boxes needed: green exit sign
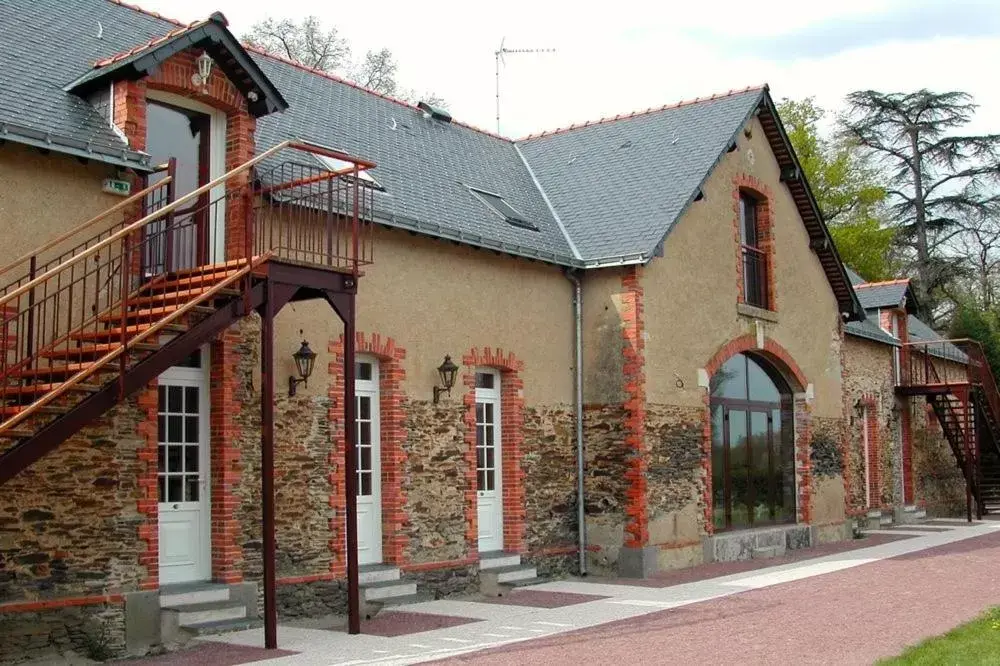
[102,178,131,197]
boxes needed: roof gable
[854,279,918,311]
[66,12,287,118]
[517,88,764,265]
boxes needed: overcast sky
[135,0,1000,139]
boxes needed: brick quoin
[620,266,648,548]
[702,334,812,530]
[732,174,777,312]
[462,347,527,555]
[329,332,409,571]
[117,43,259,586]
[860,394,881,508]
[135,384,160,589]
[210,330,243,582]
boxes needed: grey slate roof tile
[855,281,909,310]
[845,315,900,347]
[516,90,764,263]
[0,0,172,167]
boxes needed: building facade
[0,0,973,661]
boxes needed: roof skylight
[469,187,538,231]
[315,154,383,190]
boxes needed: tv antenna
[495,38,555,135]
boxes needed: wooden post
[343,292,361,634]
[261,279,278,648]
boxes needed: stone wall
[911,401,967,516]
[841,336,899,512]
[0,602,125,664]
[0,398,149,602]
[402,400,468,563]
[522,405,576,553]
[645,405,706,544]
[582,405,628,571]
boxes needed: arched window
[710,352,795,530]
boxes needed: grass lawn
[879,607,1000,665]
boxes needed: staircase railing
[898,339,971,388]
[0,139,376,435]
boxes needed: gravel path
[434,531,1000,665]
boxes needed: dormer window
[469,187,538,231]
[739,190,769,309]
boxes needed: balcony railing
[0,140,376,426]
[742,245,768,309]
[898,339,971,388]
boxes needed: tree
[950,302,1000,381]
[243,17,349,73]
[777,97,894,281]
[243,16,444,106]
[840,90,1000,322]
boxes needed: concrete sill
[737,302,779,323]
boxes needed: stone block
[618,545,659,578]
[125,590,160,656]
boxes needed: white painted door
[158,348,211,585]
[475,370,503,552]
[355,358,383,565]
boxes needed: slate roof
[0,0,172,169]
[517,89,763,263]
[251,57,579,264]
[845,315,900,347]
[0,0,865,318]
[855,279,912,310]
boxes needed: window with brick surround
[739,191,769,309]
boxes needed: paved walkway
[143,519,1000,665]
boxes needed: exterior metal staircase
[0,139,375,485]
[898,339,1000,518]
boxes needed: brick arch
[461,347,526,555]
[701,334,812,533]
[704,334,808,393]
[733,174,777,311]
[329,332,408,569]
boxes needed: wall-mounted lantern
[288,339,316,396]
[192,51,214,88]
[432,355,459,403]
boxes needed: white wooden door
[355,358,382,565]
[158,348,211,584]
[475,370,503,552]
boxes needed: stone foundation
[0,603,125,664]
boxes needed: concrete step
[358,564,401,586]
[879,514,894,526]
[479,551,521,570]
[163,600,247,627]
[360,579,417,602]
[181,617,263,637]
[480,565,538,597]
[159,582,230,608]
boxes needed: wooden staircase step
[166,259,249,279]
[40,342,160,360]
[11,362,117,380]
[72,322,187,342]
[0,404,70,418]
[140,271,240,294]
[98,304,215,324]
[128,287,240,308]
[0,382,102,397]
[0,427,36,439]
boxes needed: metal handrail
[0,139,377,436]
[0,177,172,281]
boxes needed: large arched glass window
[710,352,795,530]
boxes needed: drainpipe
[565,268,587,575]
